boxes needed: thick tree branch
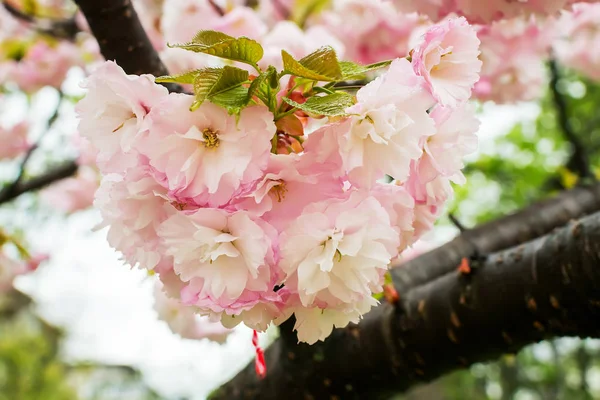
[394,182,600,295]
[73,0,182,93]
[213,212,600,399]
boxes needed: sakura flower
[280,192,399,316]
[210,7,268,40]
[9,41,81,93]
[259,21,345,69]
[323,0,424,64]
[286,295,376,345]
[371,183,416,251]
[142,95,275,207]
[161,0,222,43]
[158,208,281,330]
[405,103,479,205]
[474,18,552,103]
[411,17,482,108]
[77,61,169,173]
[154,281,232,343]
[41,166,99,213]
[342,58,436,187]
[554,3,600,81]
[0,121,30,160]
[94,167,174,270]
[230,154,345,232]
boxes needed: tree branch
[2,1,80,40]
[0,161,78,204]
[213,211,600,399]
[73,0,182,93]
[548,59,593,179]
[394,182,600,295]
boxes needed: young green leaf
[155,69,203,85]
[210,85,250,114]
[191,66,249,111]
[282,92,355,116]
[339,60,393,80]
[281,46,342,81]
[169,30,264,69]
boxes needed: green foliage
[168,30,264,70]
[282,92,355,116]
[339,60,393,80]
[281,46,342,81]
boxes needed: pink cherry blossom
[94,166,175,271]
[41,166,99,213]
[211,7,268,40]
[323,0,424,64]
[161,0,222,43]
[342,58,436,187]
[405,103,478,205]
[285,295,376,345]
[259,21,345,70]
[157,208,282,330]
[474,17,552,103]
[230,154,345,232]
[141,94,275,207]
[280,192,399,320]
[412,17,482,107]
[0,121,30,160]
[9,41,81,93]
[554,3,600,81]
[77,61,169,173]
[154,281,232,342]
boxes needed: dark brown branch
[213,212,600,399]
[0,161,78,204]
[549,59,593,179]
[393,182,600,295]
[73,0,182,92]
[2,1,80,40]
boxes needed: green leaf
[282,92,355,116]
[169,30,264,69]
[155,69,203,85]
[339,60,393,80]
[191,66,249,111]
[281,46,342,81]
[210,85,250,114]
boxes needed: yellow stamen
[203,128,220,149]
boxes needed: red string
[252,330,267,379]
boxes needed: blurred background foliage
[0,289,162,399]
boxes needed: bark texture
[212,210,600,400]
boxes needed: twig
[448,213,467,232]
[2,1,80,40]
[0,161,78,205]
[7,91,63,193]
[208,0,225,16]
[548,59,594,179]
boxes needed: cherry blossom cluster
[393,0,595,23]
[80,15,480,344]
